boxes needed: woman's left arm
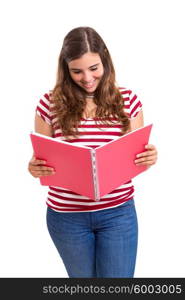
[130,110,158,169]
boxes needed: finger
[145,144,156,150]
[136,150,157,158]
[30,166,55,171]
[31,170,55,177]
[136,159,156,166]
[135,160,156,166]
[30,159,47,166]
[135,155,157,164]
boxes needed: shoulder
[35,89,54,125]
[118,86,131,96]
[118,86,131,106]
[118,86,136,100]
[118,86,143,119]
[42,89,53,102]
[37,89,54,109]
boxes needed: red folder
[30,124,153,201]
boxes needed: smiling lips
[82,80,96,89]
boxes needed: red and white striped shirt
[36,87,143,212]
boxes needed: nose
[81,71,93,83]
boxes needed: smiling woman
[68,53,104,92]
[28,26,158,278]
[48,26,131,139]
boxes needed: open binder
[30,124,153,201]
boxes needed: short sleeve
[35,92,52,125]
[119,87,143,119]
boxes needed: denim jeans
[46,198,138,278]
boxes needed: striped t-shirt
[35,87,143,212]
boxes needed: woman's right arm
[28,114,55,178]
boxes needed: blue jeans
[46,199,138,278]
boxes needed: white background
[0,0,185,277]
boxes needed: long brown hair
[50,26,130,138]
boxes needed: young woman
[28,27,158,278]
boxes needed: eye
[73,67,98,74]
[90,68,98,71]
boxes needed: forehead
[68,52,101,69]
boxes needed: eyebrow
[69,63,100,71]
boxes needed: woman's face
[68,52,104,93]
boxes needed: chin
[84,82,100,93]
[85,87,96,93]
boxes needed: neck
[86,93,94,98]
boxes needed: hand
[28,155,55,178]
[134,144,158,168]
